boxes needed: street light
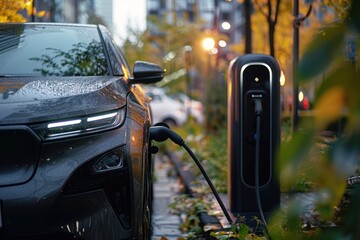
[219,40,227,48]
[293,0,312,130]
[210,47,218,55]
[221,21,231,30]
[298,91,304,102]
[202,37,215,52]
[280,70,286,86]
[202,36,216,71]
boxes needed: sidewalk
[151,154,186,240]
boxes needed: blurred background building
[146,0,243,46]
[22,0,244,50]
[22,0,112,29]
[25,0,86,23]
[93,0,113,31]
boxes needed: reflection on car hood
[0,76,128,124]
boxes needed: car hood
[0,76,128,125]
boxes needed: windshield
[0,24,109,77]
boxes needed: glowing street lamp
[202,37,215,52]
[221,21,231,30]
[210,48,218,55]
[298,91,304,102]
[280,70,286,86]
[202,37,216,79]
[219,40,227,48]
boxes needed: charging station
[228,54,280,221]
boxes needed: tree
[0,0,47,23]
[30,41,108,76]
[0,0,30,22]
[87,11,107,27]
[121,14,230,132]
[231,1,294,70]
[244,0,253,53]
[253,0,282,57]
[122,14,212,94]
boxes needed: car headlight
[31,108,125,140]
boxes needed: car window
[0,24,109,76]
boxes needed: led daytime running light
[87,112,118,122]
[48,119,81,128]
[32,109,125,140]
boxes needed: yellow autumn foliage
[0,0,32,23]
[314,86,346,129]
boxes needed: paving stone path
[151,155,186,240]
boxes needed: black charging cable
[150,126,233,225]
[254,99,270,238]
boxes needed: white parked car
[144,87,188,127]
[170,93,204,124]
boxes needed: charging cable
[254,99,270,238]
[150,113,271,236]
[150,126,233,225]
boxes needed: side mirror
[131,61,165,84]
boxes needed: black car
[0,23,164,239]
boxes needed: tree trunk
[244,0,252,53]
[269,21,275,57]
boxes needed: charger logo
[251,93,263,99]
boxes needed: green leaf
[313,62,360,130]
[298,24,347,81]
[330,137,360,176]
[286,200,303,231]
[277,130,316,190]
[314,86,346,129]
[238,224,249,236]
[342,190,360,236]
[314,64,353,104]
[230,224,238,234]
[309,228,352,240]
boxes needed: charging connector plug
[149,126,184,145]
[254,99,263,116]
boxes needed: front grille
[63,170,128,195]
[0,126,40,186]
